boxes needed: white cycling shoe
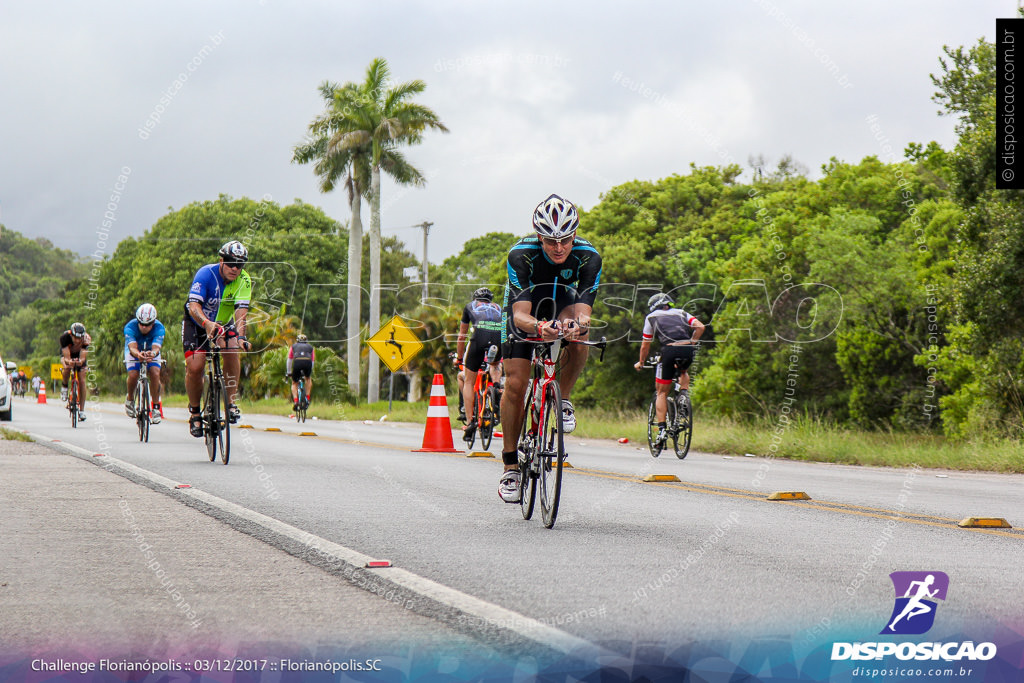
[561,399,577,433]
[498,470,521,503]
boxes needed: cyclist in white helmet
[634,292,704,446]
[124,303,166,423]
[496,193,602,503]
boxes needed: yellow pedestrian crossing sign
[367,315,424,372]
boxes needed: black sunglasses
[223,259,246,268]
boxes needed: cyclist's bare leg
[147,365,161,404]
[555,305,590,400]
[500,357,531,471]
[291,380,299,403]
[655,381,671,423]
[76,366,87,410]
[184,352,207,407]
[488,362,502,386]
[462,368,478,420]
[679,370,691,391]
[305,376,313,399]
[126,369,140,402]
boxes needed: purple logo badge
[880,571,949,635]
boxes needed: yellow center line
[115,409,1023,538]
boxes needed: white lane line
[24,429,603,657]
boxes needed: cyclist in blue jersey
[496,194,602,502]
[124,303,166,424]
[182,240,253,437]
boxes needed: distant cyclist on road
[182,240,253,438]
[497,194,602,502]
[59,322,91,422]
[634,292,704,446]
[124,303,166,424]
[31,374,41,398]
[287,333,315,413]
[455,287,503,442]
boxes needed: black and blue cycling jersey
[501,235,602,342]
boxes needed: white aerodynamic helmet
[532,194,579,239]
[136,303,158,325]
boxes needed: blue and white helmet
[532,194,579,239]
[218,240,248,263]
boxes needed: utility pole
[417,221,433,301]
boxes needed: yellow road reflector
[768,491,811,501]
[562,461,574,469]
[239,424,254,429]
[466,451,494,458]
[299,431,317,436]
[264,427,282,432]
[642,474,681,482]
[958,517,1011,529]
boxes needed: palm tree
[293,81,371,396]
[324,58,448,403]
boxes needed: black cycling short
[656,344,695,385]
[182,316,236,357]
[290,359,313,381]
[463,331,502,372]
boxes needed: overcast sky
[0,1,1005,265]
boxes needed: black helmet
[218,240,249,263]
[648,293,673,313]
[70,322,86,337]
[472,287,493,302]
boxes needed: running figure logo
[386,329,404,358]
[880,571,949,635]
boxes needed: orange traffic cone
[412,374,460,453]
[37,384,47,404]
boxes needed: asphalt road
[9,398,1024,657]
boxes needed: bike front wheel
[203,377,218,462]
[137,382,150,443]
[219,376,231,464]
[674,394,692,459]
[538,381,565,529]
[518,382,537,520]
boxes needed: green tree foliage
[930,37,1024,437]
[34,196,416,396]
[0,226,87,360]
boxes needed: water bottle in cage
[485,345,498,364]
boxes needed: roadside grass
[101,394,1024,473]
[1,427,32,441]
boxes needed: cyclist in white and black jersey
[634,293,704,444]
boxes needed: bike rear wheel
[297,379,307,423]
[479,389,494,450]
[674,394,692,459]
[538,381,565,529]
[646,392,661,457]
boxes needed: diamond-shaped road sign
[366,315,424,372]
